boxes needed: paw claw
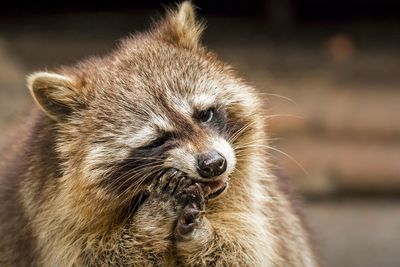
[177,222,197,237]
[166,174,180,195]
[183,207,200,221]
[203,185,211,197]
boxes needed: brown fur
[0,2,318,266]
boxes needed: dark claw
[203,185,211,198]
[177,222,197,237]
[183,207,200,222]
[178,177,193,188]
[166,173,180,195]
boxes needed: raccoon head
[27,2,263,208]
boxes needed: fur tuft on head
[154,1,205,49]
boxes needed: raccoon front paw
[147,169,193,211]
[175,183,205,240]
[153,169,180,196]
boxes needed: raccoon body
[0,2,317,266]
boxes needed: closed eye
[143,132,175,149]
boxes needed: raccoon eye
[198,108,214,123]
[145,135,169,149]
[143,132,176,149]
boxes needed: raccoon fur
[0,2,318,266]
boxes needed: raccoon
[0,2,318,266]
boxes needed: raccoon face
[27,3,260,202]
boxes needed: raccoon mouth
[202,179,228,199]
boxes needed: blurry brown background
[0,1,399,266]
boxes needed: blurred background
[0,1,399,266]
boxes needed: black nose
[197,150,227,178]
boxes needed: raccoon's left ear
[155,1,205,49]
[27,72,84,122]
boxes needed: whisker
[233,143,309,177]
[258,92,298,106]
[227,120,258,144]
[118,168,163,199]
[264,114,304,120]
[108,166,159,192]
[111,166,164,197]
[104,160,162,185]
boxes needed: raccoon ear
[27,72,83,122]
[156,1,204,49]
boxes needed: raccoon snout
[196,150,227,178]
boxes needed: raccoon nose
[197,150,227,178]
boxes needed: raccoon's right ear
[155,1,205,49]
[27,72,83,122]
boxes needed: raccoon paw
[148,169,194,211]
[175,183,205,240]
[150,169,183,197]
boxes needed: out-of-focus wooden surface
[0,14,399,267]
[211,30,400,196]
